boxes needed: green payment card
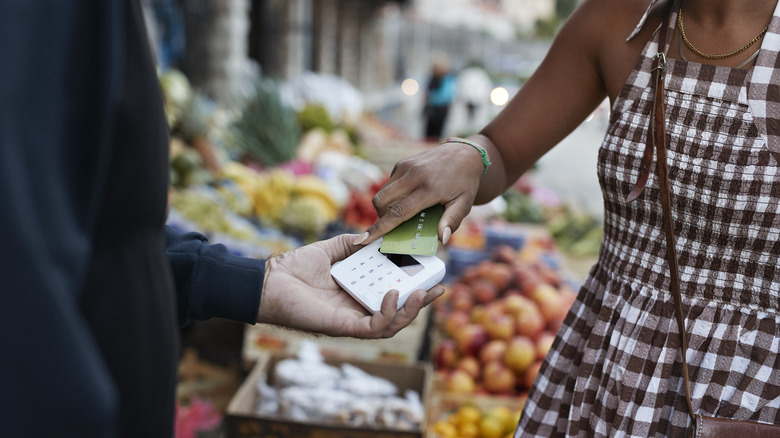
[379,204,445,256]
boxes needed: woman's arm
[361,0,653,245]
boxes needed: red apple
[472,302,504,326]
[455,355,481,379]
[484,312,515,341]
[451,287,475,312]
[504,335,536,375]
[482,360,517,395]
[532,284,569,323]
[537,265,561,288]
[515,265,543,296]
[472,280,499,304]
[435,339,459,370]
[443,310,470,338]
[523,360,543,389]
[503,293,535,316]
[446,369,476,393]
[470,304,489,325]
[491,245,517,264]
[547,317,565,335]
[453,324,490,357]
[460,265,479,284]
[448,282,471,295]
[483,263,514,291]
[479,339,508,364]
[536,331,556,359]
[513,300,545,339]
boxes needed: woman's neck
[681,0,776,29]
[671,0,776,68]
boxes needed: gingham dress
[515,2,780,437]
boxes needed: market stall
[161,69,602,438]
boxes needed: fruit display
[160,69,390,248]
[167,186,302,259]
[431,404,522,438]
[159,68,605,437]
[433,239,578,398]
[340,178,387,230]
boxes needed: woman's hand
[257,233,445,339]
[354,139,493,247]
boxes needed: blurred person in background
[449,61,494,138]
[0,1,443,437]
[149,0,186,70]
[423,53,457,141]
[359,0,780,436]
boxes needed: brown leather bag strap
[627,1,673,204]
[627,2,698,424]
[653,55,697,426]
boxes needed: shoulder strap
[653,49,697,426]
[625,1,698,424]
[626,0,675,203]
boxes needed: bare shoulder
[561,0,670,100]
[565,0,652,33]
[552,0,659,61]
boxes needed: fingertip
[442,226,452,245]
[353,232,369,246]
[430,285,446,304]
[381,289,399,314]
[406,290,427,309]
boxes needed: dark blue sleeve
[165,225,264,325]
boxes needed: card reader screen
[384,253,424,276]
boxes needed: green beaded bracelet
[442,138,492,176]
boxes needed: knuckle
[392,158,413,173]
[371,191,385,210]
[405,163,426,180]
[387,203,407,219]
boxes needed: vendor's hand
[257,233,445,339]
[354,140,486,247]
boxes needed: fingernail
[442,227,452,245]
[353,232,369,245]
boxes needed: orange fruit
[479,415,505,438]
[457,405,482,426]
[433,420,457,438]
[458,421,480,438]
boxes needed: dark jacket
[0,1,263,436]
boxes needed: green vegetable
[226,80,301,167]
[297,103,334,134]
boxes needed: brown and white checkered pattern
[516,2,780,437]
[749,7,780,165]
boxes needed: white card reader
[330,238,446,313]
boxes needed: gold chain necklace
[677,8,769,60]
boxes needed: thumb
[315,233,362,263]
[368,290,399,336]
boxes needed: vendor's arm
[165,225,264,325]
[259,233,445,338]
[166,227,444,338]
[360,0,655,246]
